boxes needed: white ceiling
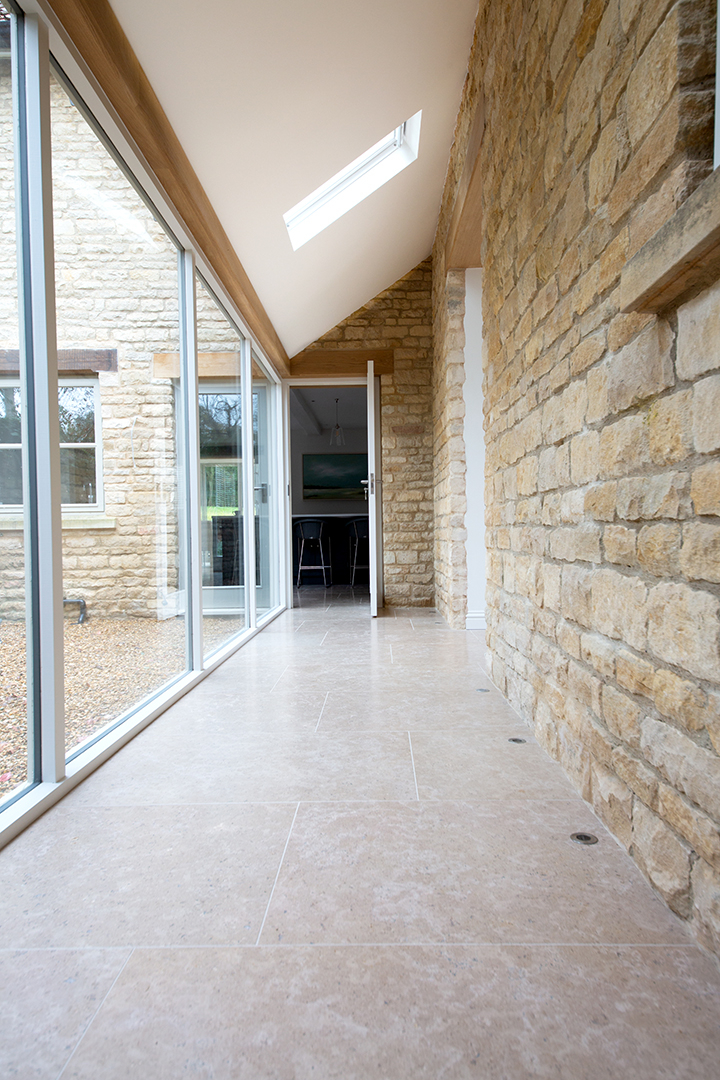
[108,0,477,358]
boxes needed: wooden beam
[46,0,290,378]
[289,349,394,379]
[153,352,241,379]
[445,94,485,270]
[0,348,118,375]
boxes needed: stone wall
[434,0,720,955]
[432,268,468,627]
[296,259,434,606]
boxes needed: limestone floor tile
[0,947,131,1080]
[159,686,328,732]
[0,802,296,948]
[63,731,417,806]
[60,943,720,1080]
[410,729,577,798]
[318,687,527,732]
[260,800,688,946]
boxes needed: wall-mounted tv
[303,453,368,500]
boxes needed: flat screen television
[303,453,368,500]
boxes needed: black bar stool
[346,517,369,586]
[294,518,331,587]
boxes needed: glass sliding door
[196,274,248,656]
[0,3,33,804]
[252,351,279,618]
[49,67,189,758]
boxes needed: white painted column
[463,268,486,631]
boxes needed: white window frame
[0,375,104,514]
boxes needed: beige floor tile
[0,803,296,947]
[410,729,576,797]
[61,944,720,1080]
[260,800,689,946]
[318,687,524,731]
[63,731,416,806]
[0,948,130,1080]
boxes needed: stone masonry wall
[432,268,468,627]
[296,259,434,606]
[434,0,720,955]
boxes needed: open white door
[367,361,384,616]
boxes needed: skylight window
[284,111,422,250]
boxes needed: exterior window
[0,380,102,509]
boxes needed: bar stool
[295,518,331,587]
[346,517,369,586]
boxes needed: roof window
[284,111,422,250]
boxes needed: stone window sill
[0,514,117,532]
[620,166,720,314]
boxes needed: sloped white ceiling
[108,0,477,358]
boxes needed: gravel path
[0,614,247,800]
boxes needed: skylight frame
[284,111,422,250]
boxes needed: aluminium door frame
[282,375,383,612]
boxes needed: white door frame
[283,375,383,611]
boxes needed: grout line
[408,732,419,800]
[255,802,300,947]
[409,619,416,631]
[268,665,289,693]
[319,630,329,646]
[293,621,306,633]
[389,644,394,664]
[5,941,697,954]
[55,947,134,1080]
[315,691,330,733]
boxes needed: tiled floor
[1,587,719,1078]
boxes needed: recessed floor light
[571,832,598,845]
[508,737,526,744]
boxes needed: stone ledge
[0,514,117,532]
[621,166,720,314]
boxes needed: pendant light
[329,397,345,445]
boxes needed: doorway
[287,375,383,613]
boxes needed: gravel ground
[0,614,247,800]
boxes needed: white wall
[291,427,368,516]
[463,268,486,630]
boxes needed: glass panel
[0,2,31,804]
[60,446,96,503]
[196,274,247,656]
[252,351,279,617]
[50,68,189,758]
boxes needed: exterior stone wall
[432,268,468,627]
[1,73,242,621]
[297,259,434,606]
[435,0,720,956]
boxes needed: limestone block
[615,649,655,700]
[680,522,720,583]
[603,524,638,566]
[586,364,609,424]
[591,568,648,650]
[691,858,720,954]
[647,582,720,680]
[693,374,720,453]
[542,564,562,612]
[626,8,684,148]
[607,311,653,352]
[658,785,720,870]
[637,523,681,576]
[550,524,602,563]
[591,760,633,850]
[584,481,617,521]
[653,669,707,732]
[648,390,693,465]
[538,444,570,491]
[612,745,659,809]
[599,415,651,478]
[580,632,616,677]
[541,381,587,445]
[607,321,674,414]
[677,277,720,379]
[565,696,614,768]
[570,430,600,484]
[632,799,692,916]
[643,473,691,520]
[691,460,720,516]
[517,455,538,495]
[588,119,619,211]
[641,715,720,822]
[570,332,606,377]
[602,684,642,747]
[557,619,581,660]
[561,565,593,628]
